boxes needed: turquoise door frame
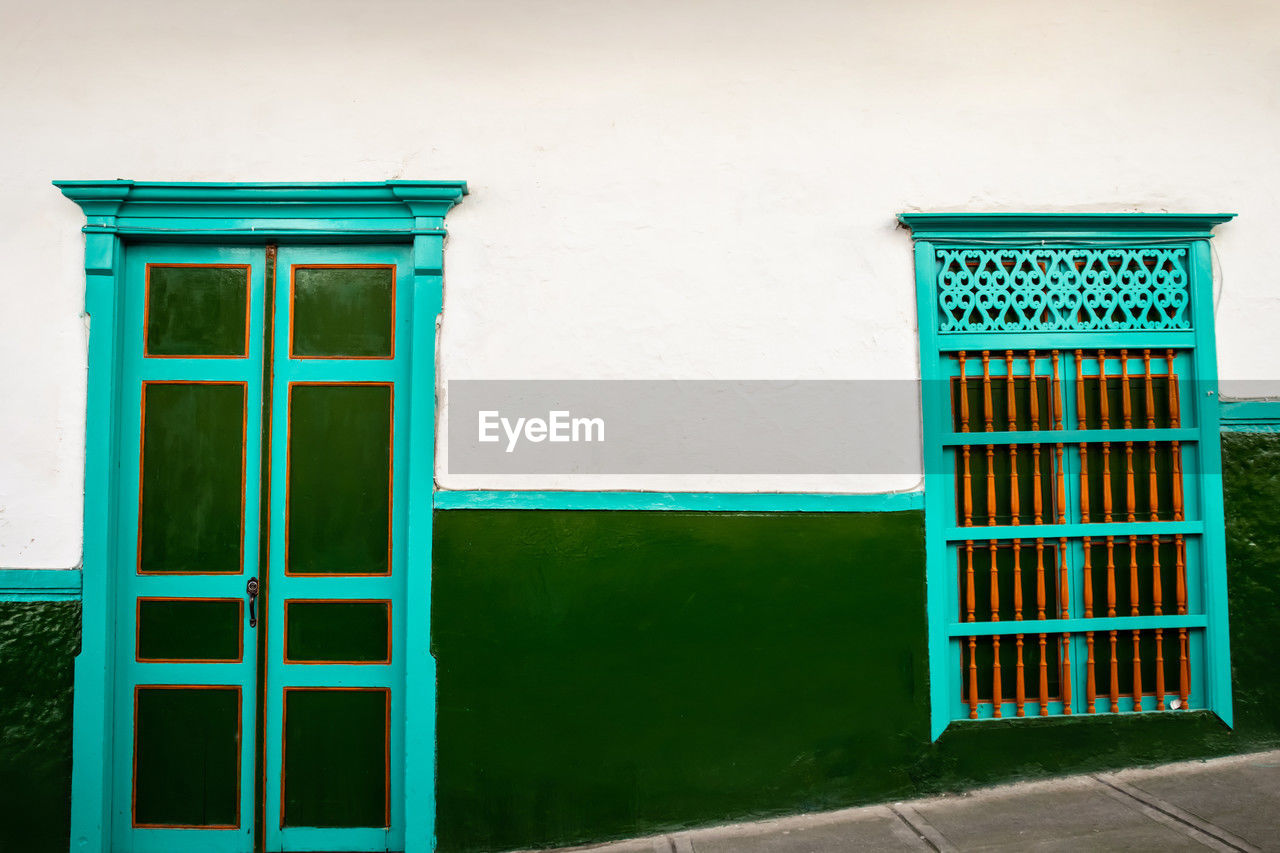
[56,181,467,853]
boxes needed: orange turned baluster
[1052,352,1071,714]
[1075,350,1091,521]
[1029,352,1048,714]
[1099,349,1112,515]
[1099,350,1120,711]
[982,352,1001,716]
[983,352,997,518]
[1014,545,1026,716]
[1059,540,1072,714]
[1129,537,1143,709]
[959,353,979,719]
[1122,350,1135,521]
[1034,488,1047,715]
[1007,351,1020,519]
[1144,351,1166,709]
[1036,540,1048,715]
[1076,351,1096,711]
[1144,350,1159,515]
[1121,351,1142,710]
[1084,539,1096,712]
[1153,536,1166,710]
[1007,352,1026,716]
[1030,351,1044,529]
[1168,349,1189,709]
[960,353,973,524]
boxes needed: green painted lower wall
[433,510,929,852]
[433,432,1280,851]
[0,601,78,852]
[2,432,1279,852]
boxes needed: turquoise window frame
[55,180,466,853]
[899,212,1236,740]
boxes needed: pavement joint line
[888,803,957,853]
[1090,774,1260,853]
[525,750,1280,852]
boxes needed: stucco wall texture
[4,0,1280,564]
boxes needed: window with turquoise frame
[899,213,1235,739]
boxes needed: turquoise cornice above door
[55,179,467,853]
[54,180,468,238]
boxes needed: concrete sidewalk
[532,750,1280,853]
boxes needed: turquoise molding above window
[897,212,1235,242]
[900,211,1236,741]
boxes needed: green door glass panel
[133,687,241,828]
[286,384,392,575]
[146,265,249,357]
[138,382,246,574]
[282,688,389,828]
[137,599,243,662]
[291,266,394,358]
[284,601,390,663]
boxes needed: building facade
[2,1,1280,851]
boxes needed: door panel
[135,598,244,663]
[285,382,393,576]
[137,381,247,575]
[281,687,390,829]
[113,245,264,853]
[263,245,410,852]
[133,686,242,828]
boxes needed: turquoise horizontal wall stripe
[432,490,924,512]
[0,569,82,601]
[1220,400,1280,432]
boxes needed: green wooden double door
[111,243,412,852]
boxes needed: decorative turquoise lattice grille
[936,247,1190,333]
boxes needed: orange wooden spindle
[1098,351,1119,711]
[1006,352,1026,716]
[1129,536,1142,709]
[1059,538,1072,713]
[1168,349,1190,709]
[1075,350,1096,711]
[1143,351,1166,709]
[1107,536,1119,711]
[1084,539,1096,712]
[959,353,973,525]
[1053,351,1066,521]
[959,353,979,719]
[981,352,1001,715]
[1075,350,1091,526]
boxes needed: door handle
[246,576,259,628]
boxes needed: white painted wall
[2,0,1278,565]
